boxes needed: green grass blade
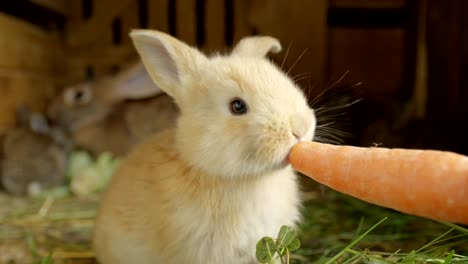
[323,217,388,264]
[438,221,468,234]
[443,250,454,264]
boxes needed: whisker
[314,132,348,144]
[314,132,346,144]
[286,48,309,75]
[316,127,352,137]
[292,72,310,81]
[309,71,351,107]
[315,137,345,145]
[316,121,337,128]
[314,99,362,114]
[293,75,311,83]
[329,70,351,90]
[280,42,292,70]
[306,78,317,100]
[316,112,348,120]
[316,82,363,107]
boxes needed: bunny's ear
[129,30,207,101]
[111,62,164,100]
[16,106,50,134]
[29,113,51,135]
[231,36,282,58]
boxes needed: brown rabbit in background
[47,62,179,157]
[1,107,72,196]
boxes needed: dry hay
[0,192,99,264]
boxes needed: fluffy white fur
[93,30,316,264]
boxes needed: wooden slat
[412,0,428,119]
[30,0,68,14]
[176,0,196,45]
[0,13,62,73]
[328,28,405,105]
[331,0,405,9]
[122,2,140,44]
[205,0,225,50]
[148,0,169,32]
[233,0,251,44]
[247,0,328,85]
[426,0,462,114]
[66,0,133,47]
[66,1,83,33]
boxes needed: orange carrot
[289,141,468,224]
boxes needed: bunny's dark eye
[229,98,248,115]
[64,86,93,106]
[74,91,84,102]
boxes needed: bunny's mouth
[282,145,295,166]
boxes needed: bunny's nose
[292,131,301,141]
[290,116,310,141]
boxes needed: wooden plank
[122,2,140,44]
[0,13,62,73]
[247,0,328,86]
[66,1,83,32]
[148,0,169,32]
[426,0,462,114]
[176,0,196,45]
[411,0,428,119]
[328,28,405,106]
[30,0,68,14]
[204,0,225,50]
[233,0,251,44]
[66,0,133,47]
[331,0,405,9]
[460,0,468,113]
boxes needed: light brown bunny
[1,107,72,196]
[93,31,316,264]
[47,62,179,157]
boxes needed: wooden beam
[331,0,405,9]
[29,0,67,14]
[204,0,225,50]
[247,0,328,85]
[233,0,251,43]
[176,0,196,45]
[148,0,169,32]
[0,13,62,74]
[66,0,133,47]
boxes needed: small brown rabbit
[47,62,179,157]
[93,31,316,264]
[1,107,72,196]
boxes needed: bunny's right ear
[231,36,282,58]
[129,30,208,102]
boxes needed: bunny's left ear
[111,62,164,100]
[231,36,282,58]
